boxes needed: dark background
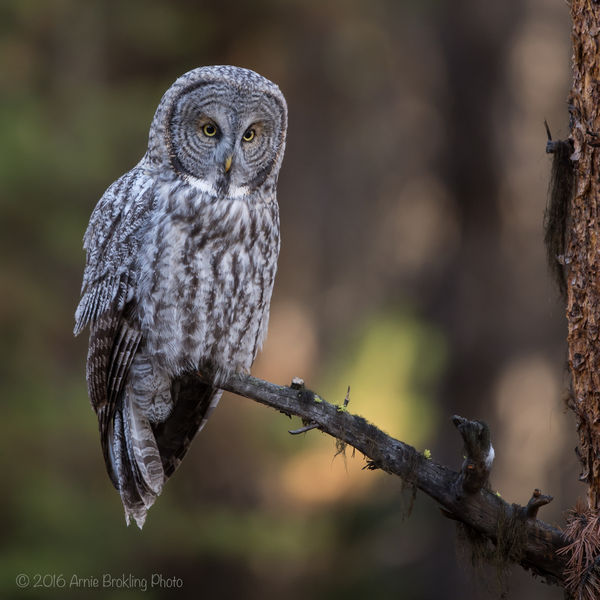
[0,1,578,598]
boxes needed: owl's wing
[74,164,154,337]
[75,165,154,481]
[87,307,142,488]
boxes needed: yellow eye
[202,123,217,137]
[242,128,255,142]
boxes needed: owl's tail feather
[109,399,165,529]
[107,373,221,528]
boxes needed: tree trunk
[567,0,600,510]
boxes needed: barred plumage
[75,66,287,527]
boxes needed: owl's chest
[151,201,277,299]
[138,198,279,370]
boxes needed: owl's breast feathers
[135,178,280,380]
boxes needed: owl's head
[147,66,288,196]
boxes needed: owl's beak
[224,155,233,173]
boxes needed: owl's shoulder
[85,163,155,246]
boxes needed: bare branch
[214,371,569,586]
[522,489,554,520]
[288,423,319,435]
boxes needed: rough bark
[214,372,568,586]
[567,0,600,510]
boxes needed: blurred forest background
[0,0,578,598]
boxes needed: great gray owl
[74,66,287,528]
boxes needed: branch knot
[452,415,494,495]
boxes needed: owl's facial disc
[169,83,285,195]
